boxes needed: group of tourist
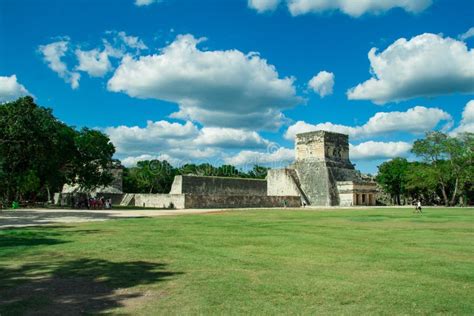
[72,196,113,210]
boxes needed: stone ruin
[57,130,377,208]
[267,131,377,206]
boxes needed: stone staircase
[120,193,135,206]
[288,170,311,206]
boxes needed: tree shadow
[0,259,181,315]
[0,228,72,249]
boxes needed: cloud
[194,127,271,148]
[108,34,302,129]
[115,31,148,51]
[134,0,160,6]
[0,75,30,103]
[224,147,294,167]
[249,0,432,16]
[75,49,112,77]
[285,106,452,140]
[347,33,474,104]
[38,40,80,89]
[459,27,474,41]
[121,154,181,167]
[350,141,412,160]
[450,100,474,135]
[105,120,273,166]
[248,0,281,13]
[308,71,334,97]
[288,0,432,17]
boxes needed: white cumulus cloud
[107,34,302,130]
[249,0,432,16]
[450,100,474,135]
[224,147,294,167]
[350,141,412,160]
[285,106,452,140]
[105,119,274,167]
[248,0,281,13]
[75,49,112,77]
[38,40,81,89]
[347,33,474,104]
[0,75,30,103]
[308,71,334,97]
[288,0,432,17]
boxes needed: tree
[376,158,409,205]
[248,165,269,179]
[404,162,439,204]
[0,97,115,202]
[412,131,473,206]
[71,128,116,191]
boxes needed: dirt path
[0,208,230,229]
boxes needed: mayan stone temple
[267,130,377,206]
[57,130,377,208]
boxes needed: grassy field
[1,208,473,315]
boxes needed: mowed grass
[0,208,473,315]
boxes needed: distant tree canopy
[376,131,473,206]
[123,161,269,194]
[0,97,115,203]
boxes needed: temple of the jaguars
[57,130,378,208]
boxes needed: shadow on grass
[0,258,181,315]
[0,228,72,249]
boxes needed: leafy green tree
[404,162,439,204]
[248,165,269,179]
[130,160,175,193]
[0,97,115,202]
[71,128,116,191]
[376,158,409,205]
[412,131,473,206]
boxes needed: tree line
[376,132,473,206]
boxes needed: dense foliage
[123,161,269,194]
[376,131,473,206]
[0,97,116,203]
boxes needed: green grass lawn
[1,208,473,315]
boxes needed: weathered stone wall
[169,175,267,196]
[293,160,339,206]
[184,195,301,209]
[133,194,186,209]
[266,169,300,196]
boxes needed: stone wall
[169,175,267,196]
[266,169,300,196]
[133,194,186,209]
[184,195,301,209]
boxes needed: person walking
[416,200,422,214]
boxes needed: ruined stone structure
[56,168,124,205]
[124,175,300,209]
[57,130,377,209]
[267,131,377,206]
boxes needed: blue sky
[1,0,473,174]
